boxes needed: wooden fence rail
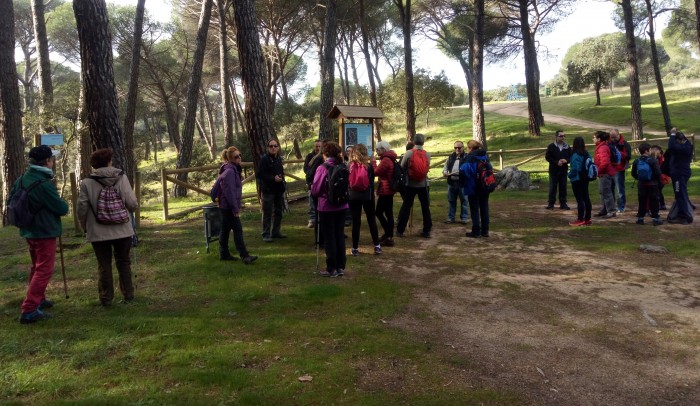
[160,135,694,220]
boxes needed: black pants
[637,184,660,219]
[319,210,346,271]
[261,191,284,238]
[396,186,432,234]
[571,180,592,221]
[548,171,568,206]
[375,195,395,239]
[91,237,133,303]
[468,191,490,235]
[219,208,249,258]
[350,198,380,248]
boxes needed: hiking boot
[652,218,663,226]
[545,205,554,210]
[242,255,258,265]
[374,245,382,255]
[39,299,54,310]
[383,238,395,247]
[465,232,481,238]
[351,248,359,256]
[618,207,625,213]
[319,269,337,277]
[636,217,644,225]
[336,268,345,276]
[443,218,455,224]
[569,219,586,226]
[263,236,274,243]
[481,232,489,238]
[605,211,617,218]
[560,204,571,210]
[19,309,52,324]
[272,233,287,239]
[595,210,607,217]
[307,220,315,229]
[220,254,238,261]
[420,232,431,239]
[461,219,469,224]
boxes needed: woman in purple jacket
[217,147,257,264]
[311,141,348,277]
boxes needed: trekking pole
[409,206,413,235]
[131,212,138,290]
[58,235,69,299]
[315,212,321,273]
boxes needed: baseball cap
[28,145,53,162]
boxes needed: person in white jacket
[78,149,138,306]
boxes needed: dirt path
[385,201,700,405]
[484,102,667,136]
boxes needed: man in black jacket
[442,140,469,223]
[545,130,573,210]
[257,140,286,242]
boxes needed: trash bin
[203,205,222,253]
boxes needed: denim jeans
[612,170,626,211]
[220,208,249,259]
[396,186,432,234]
[307,191,317,222]
[447,183,468,221]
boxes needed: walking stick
[315,210,321,273]
[58,235,69,299]
[130,212,138,290]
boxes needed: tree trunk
[471,0,486,148]
[75,80,93,181]
[0,0,26,225]
[395,0,416,141]
[173,0,213,197]
[122,0,146,185]
[201,85,218,159]
[217,0,234,148]
[645,0,672,134]
[458,51,473,110]
[695,0,700,55]
[620,0,643,140]
[31,0,53,115]
[73,0,130,180]
[595,79,602,106]
[232,0,277,170]
[318,0,337,141]
[518,0,543,137]
[359,0,381,141]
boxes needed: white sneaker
[307,220,315,228]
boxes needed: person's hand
[274,175,283,182]
[443,170,449,177]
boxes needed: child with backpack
[631,143,662,226]
[8,145,69,324]
[311,141,349,277]
[348,144,381,256]
[567,137,593,226]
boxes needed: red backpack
[407,149,429,181]
[348,162,369,192]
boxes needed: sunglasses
[556,135,565,138]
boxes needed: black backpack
[389,158,405,193]
[324,162,350,205]
[7,177,48,228]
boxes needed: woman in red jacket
[593,131,617,218]
[373,141,398,247]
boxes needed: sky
[126,0,667,91]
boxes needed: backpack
[324,162,350,206]
[608,143,621,164]
[407,149,429,182]
[348,162,369,192]
[660,150,671,176]
[90,177,130,225]
[389,158,406,193]
[210,178,221,202]
[305,155,323,185]
[635,157,652,182]
[476,160,497,193]
[7,178,48,228]
[580,155,598,181]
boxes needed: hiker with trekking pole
[7,145,69,324]
[77,148,138,307]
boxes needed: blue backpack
[580,155,598,181]
[635,157,652,182]
[608,143,621,164]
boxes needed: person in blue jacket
[460,140,491,238]
[7,145,69,324]
[567,137,593,226]
[666,130,694,224]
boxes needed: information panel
[343,123,373,156]
[40,134,64,146]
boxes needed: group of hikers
[546,128,694,227]
[7,126,693,322]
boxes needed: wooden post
[161,168,169,220]
[499,149,504,170]
[69,172,81,233]
[134,171,141,227]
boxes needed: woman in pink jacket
[593,131,617,218]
